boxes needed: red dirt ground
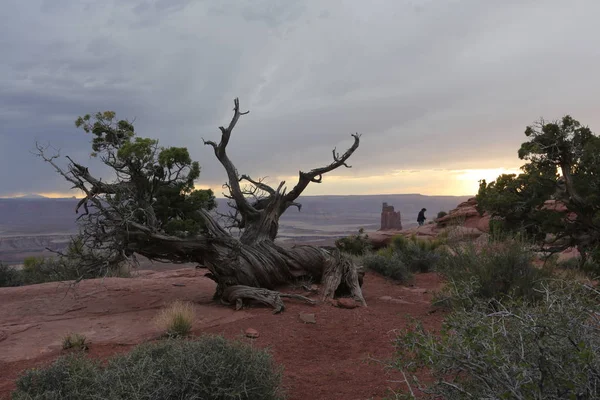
[0,269,444,400]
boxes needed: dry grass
[62,333,88,351]
[153,300,195,338]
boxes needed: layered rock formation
[368,197,490,248]
[380,202,402,230]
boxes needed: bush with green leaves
[391,281,600,399]
[13,336,284,400]
[335,228,372,256]
[362,253,412,283]
[0,263,22,287]
[436,211,447,219]
[435,239,552,310]
[0,240,131,288]
[390,235,443,273]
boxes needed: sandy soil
[0,269,444,400]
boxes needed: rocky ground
[0,267,444,400]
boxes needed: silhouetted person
[417,208,427,226]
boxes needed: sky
[1,0,599,198]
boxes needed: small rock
[336,298,359,309]
[379,296,393,301]
[299,313,316,324]
[245,328,259,339]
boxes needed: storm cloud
[1,0,599,196]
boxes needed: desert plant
[436,211,447,219]
[0,263,22,287]
[62,333,88,351]
[37,99,366,312]
[13,336,285,400]
[362,253,412,283]
[391,281,600,399]
[558,256,600,279]
[477,115,600,268]
[154,300,195,338]
[391,235,443,273]
[335,228,372,256]
[435,239,552,310]
[17,248,130,286]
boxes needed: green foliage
[335,228,372,256]
[477,115,600,264]
[62,333,88,351]
[436,211,447,219]
[0,238,130,288]
[391,235,443,273]
[13,336,284,400]
[74,111,216,238]
[391,281,600,399]
[0,263,21,287]
[362,253,412,283]
[558,256,600,279]
[435,240,552,310]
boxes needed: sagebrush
[13,336,284,400]
[362,253,412,283]
[392,281,600,399]
[434,239,552,310]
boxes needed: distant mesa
[14,193,48,199]
[379,202,402,230]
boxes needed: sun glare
[454,168,521,194]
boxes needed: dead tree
[36,99,366,312]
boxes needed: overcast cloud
[1,0,599,197]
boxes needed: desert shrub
[391,235,443,273]
[335,228,372,256]
[13,336,284,400]
[435,239,552,309]
[6,251,129,287]
[0,263,22,287]
[559,256,600,279]
[436,211,447,219]
[154,300,195,338]
[13,354,102,400]
[362,253,412,283]
[391,281,600,399]
[62,333,88,351]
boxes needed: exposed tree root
[221,285,316,314]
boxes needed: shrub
[13,354,101,400]
[362,253,412,283]
[435,240,552,310]
[13,336,284,400]
[0,263,22,287]
[392,281,600,399]
[62,333,88,351]
[558,256,600,279]
[335,228,372,256]
[436,211,447,219]
[391,235,443,273]
[153,300,195,338]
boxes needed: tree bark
[37,98,367,313]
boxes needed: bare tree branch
[284,133,361,205]
[203,98,257,220]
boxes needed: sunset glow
[0,168,524,199]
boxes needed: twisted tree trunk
[38,98,366,313]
